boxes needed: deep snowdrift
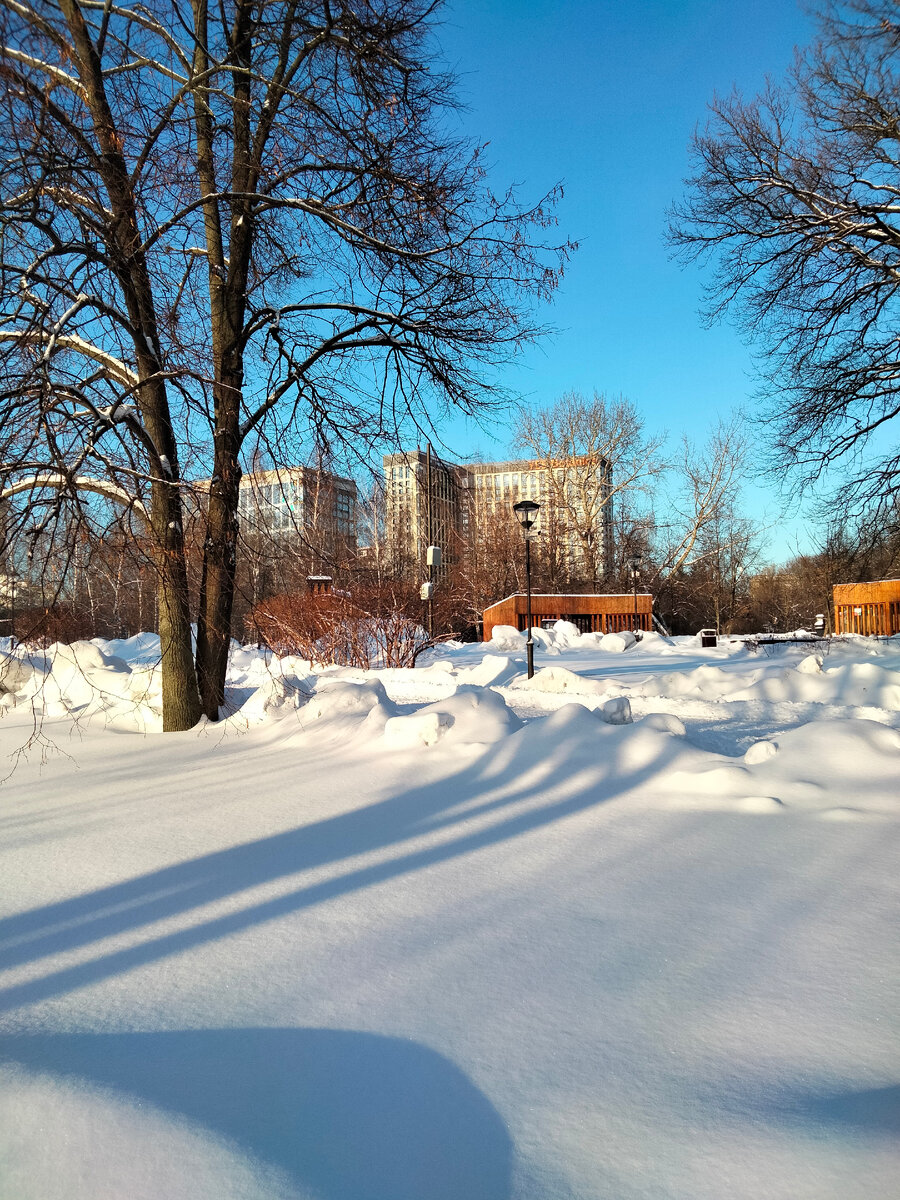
[0,626,898,1199]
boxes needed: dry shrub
[248,584,430,668]
[12,604,95,646]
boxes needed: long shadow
[0,1027,512,1199]
[0,708,692,1011]
[700,1078,900,1140]
[772,1083,900,1138]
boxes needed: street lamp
[629,553,643,635]
[513,499,541,678]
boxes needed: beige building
[384,450,460,568]
[383,449,613,580]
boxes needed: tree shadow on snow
[775,1083,900,1138]
[0,709,691,1011]
[0,1026,512,1200]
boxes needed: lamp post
[629,553,643,634]
[513,500,541,678]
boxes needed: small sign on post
[420,581,435,601]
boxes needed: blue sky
[428,0,817,563]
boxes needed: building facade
[384,450,461,570]
[235,467,357,551]
[383,449,613,581]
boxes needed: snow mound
[730,660,900,707]
[635,663,757,700]
[0,641,150,724]
[237,675,312,722]
[641,712,687,736]
[744,740,778,764]
[745,718,900,813]
[302,680,391,723]
[484,703,697,796]
[600,696,632,724]
[0,652,35,694]
[660,718,900,816]
[633,630,671,650]
[46,640,130,673]
[796,653,824,674]
[455,655,520,688]
[276,654,315,679]
[527,627,561,654]
[418,658,457,675]
[551,619,583,645]
[383,709,454,748]
[94,631,161,664]
[488,624,525,651]
[383,686,520,749]
[599,631,635,653]
[515,666,607,695]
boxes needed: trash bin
[699,628,717,648]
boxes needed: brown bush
[247,584,432,668]
[12,604,95,646]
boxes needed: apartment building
[383,449,613,580]
[384,449,460,568]
[234,466,357,551]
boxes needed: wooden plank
[833,580,900,635]
[483,593,653,641]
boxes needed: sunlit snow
[0,625,897,1199]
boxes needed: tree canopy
[670,0,900,525]
[0,0,570,726]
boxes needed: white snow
[0,629,898,1199]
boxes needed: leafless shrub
[248,583,432,669]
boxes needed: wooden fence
[483,592,652,641]
[833,580,900,636]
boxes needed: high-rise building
[383,449,613,581]
[235,467,357,551]
[383,449,461,569]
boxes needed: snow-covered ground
[0,624,898,1200]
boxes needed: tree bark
[60,0,202,730]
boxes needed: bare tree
[448,496,523,632]
[649,415,760,630]
[670,0,900,522]
[0,0,570,727]
[513,391,666,588]
[653,416,752,577]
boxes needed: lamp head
[512,499,540,531]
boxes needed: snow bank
[383,686,520,749]
[599,630,635,652]
[514,666,607,696]
[730,660,900,707]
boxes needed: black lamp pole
[513,500,541,678]
[630,554,642,633]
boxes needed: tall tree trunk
[61,0,202,730]
[192,0,253,718]
[195,409,242,718]
[154,476,203,731]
